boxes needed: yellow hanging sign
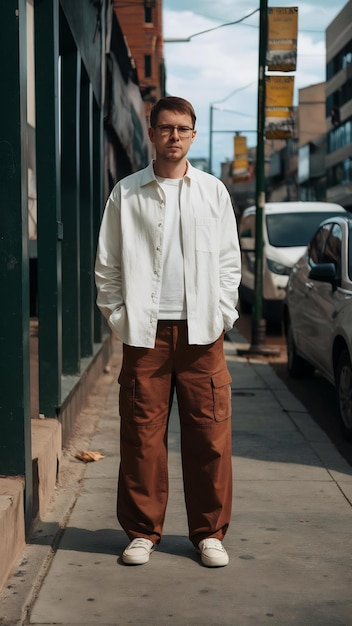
[267,7,298,72]
[232,135,250,183]
[265,75,295,139]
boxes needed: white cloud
[163,0,347,176]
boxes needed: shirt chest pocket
[195,218,218,253]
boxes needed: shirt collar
[140,159,200,186]
[140,161,157,187]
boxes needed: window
[327,119,352,153]
[323,224,342,279]
[348,225,352,281]
[309,224,332,264]
[144,55,151,78]
[308,222,342,280]
[266,212,344,248]
[326,41,352,79]
[144,6,152,23]
[327,157,352,187]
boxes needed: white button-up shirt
[95,160,241,348]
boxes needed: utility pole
[209,104,214,174]
[253,0,267,343]
[238,0,279,357]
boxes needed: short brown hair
[149,96,196,129]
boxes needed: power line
[187,8,259,38]
[214,108,257,118]
[211,81,257,107]
[164,8,259,42]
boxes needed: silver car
[239,202,346,323]
[284,214,352,441]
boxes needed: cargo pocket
[211,370,232,421]
[118,370,135,421]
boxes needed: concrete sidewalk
[2,329,352,626]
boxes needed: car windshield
[266,211,345,247]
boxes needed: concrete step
[31,418,62,521]
[0,477,25,592]
[0,418,61,594]
[0,334,113,595]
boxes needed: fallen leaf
[74,450,105,463]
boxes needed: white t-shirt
[156,176,187,320]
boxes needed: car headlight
[267,258,291,275]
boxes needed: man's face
[148,109,196,163]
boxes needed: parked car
[284,214,352,441]
[239,202,347,323]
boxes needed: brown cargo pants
[117,320,233,548]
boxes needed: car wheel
[335,349,352,441]
[286,319,314,379]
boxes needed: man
[95,96,241,567]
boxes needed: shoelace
[202,538,224,551]
[130,538,151,548]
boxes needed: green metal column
[80,75,94,358]
[61,49,81,374]
[237,0,278,358]
[92,99,104,344]
[34,0,62,415]
[253,0,268,329]
[0,0,33,528]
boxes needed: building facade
[325,0,352,211]
[0,0,153,590]
[297,82,327,201]
[224,2,352,214]
[113,0,165,122]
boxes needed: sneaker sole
[122,546,155,565]
[122,554,150,565]
[200,554,229,567]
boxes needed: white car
[239,202,347,323]
[284,214,352,441]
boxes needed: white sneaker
[198,538,229,567]
[122,538,155,565]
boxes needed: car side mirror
[308,262,338,290]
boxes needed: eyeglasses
[156,124,194,137]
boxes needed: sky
[162,0,347,177]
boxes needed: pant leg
[117,326,174,544]
[174,324,233,547]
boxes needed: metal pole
[35,0,63,414]
[237,0,279,357]
[0,0,33,532]
[209,104,213,174]
[252,0,267,340]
